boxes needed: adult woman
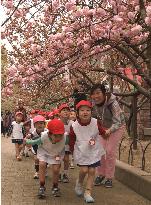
[90,84,125,188]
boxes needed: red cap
[33,115,46,123]
[58,103,70,112]
[76,100,92,110]
[30,110,36,114]
[38,110,45,115]
[15,111,24,117]
[47,119,65,134]
[53,109,59,116]
[48,112,53,118]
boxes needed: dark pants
[4,127,9,135]
[1,122,5,134]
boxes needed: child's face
[78,106,91,122]
[16,114,23,122]
[59,108,70,119]
[24,125,31,132]
[49,133,64,144]
[69,111,76,121]
[34,121,45,133]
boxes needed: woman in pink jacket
[90,83,125,188]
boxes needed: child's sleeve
[97,119,106,135]
[26,138,42,145]
[69,126,76,153]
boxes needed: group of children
[8,100,111,203]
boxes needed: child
[58,103,74,183]
[23,120,31,157]
[69,100,107,203]
[30,115,47,179]
[30,109,38,133]
[69,109,76,122]
[25,119,67,198]
[69,109,77,169]
[7,112,25,161]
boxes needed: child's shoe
[52,187,61,197]
[84,191,95,203]
[16,156,22,161]
[34,172,39,179]
[25,153,29,157]
[94,175,105,186]
[75,179,83,196]
[70,162,75,169]
[105,179,112,188]
[62,173,69,183]
[38,187,46,199]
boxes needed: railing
[118,137,151,172]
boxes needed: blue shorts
[65,151,71,155]
[12,139,23,145]
[77,160,101,168]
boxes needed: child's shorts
[77,160,101,168]
[65,151,71,155]
[12,139,23,145]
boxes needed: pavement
[1,137,151,205]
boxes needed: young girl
[8,112,25,161]
[23,120,32,157]
[69,100,107,203]
[69,109,76,122]
[58,103,74,183]
[31,115,47,179]
[25,119,67,198]
[69,109,77,169]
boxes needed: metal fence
[118,137,151,172]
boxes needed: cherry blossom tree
[1,0,151,102]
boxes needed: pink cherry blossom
[113,15,123,25]
[65,1,76,11]
[43,60,48,68]
[28,37,34,43]
[6,0,13,9]
[83,44,90,50]
[95,8,106,17]
[146,6,151,17]
[131,25,142,36]
[127,12,135,19]
[145,17,151,26]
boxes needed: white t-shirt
[37,131,66,164]
[11,121,24,140]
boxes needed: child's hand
[105,129,111,138]
[102,129,111,139]
[26,134,31,139]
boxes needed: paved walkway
[1,137,151,205]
